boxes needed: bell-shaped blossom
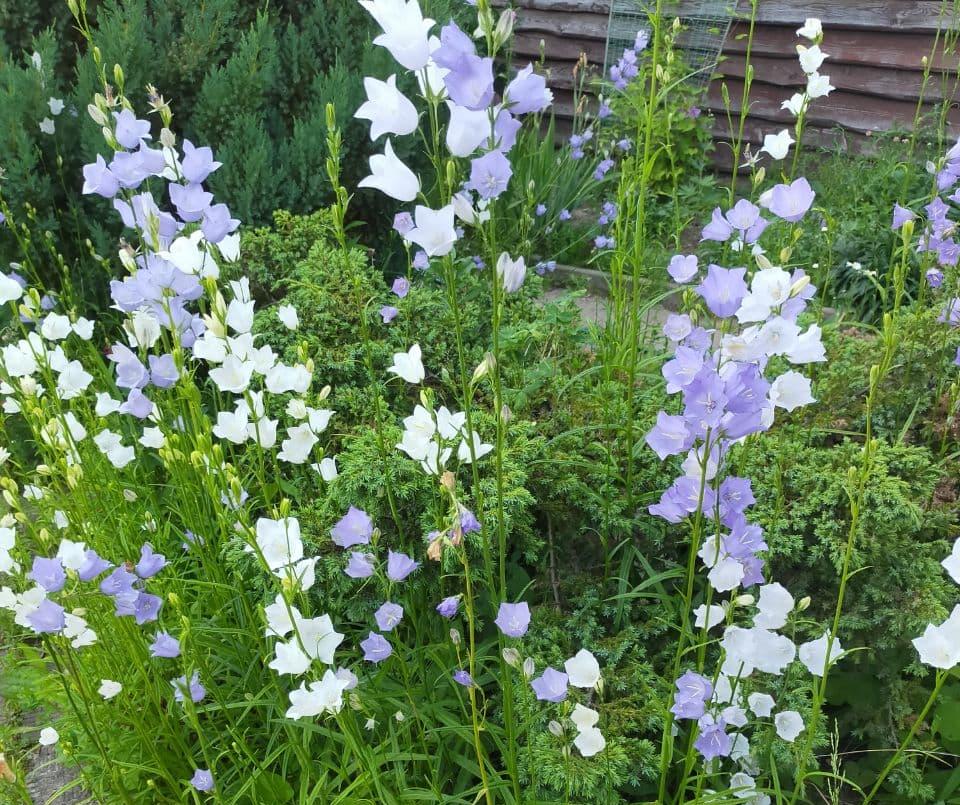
[388,343,426,383]
[941,538,960,583]
[504,64,552,115]
[769,371,815,411]
[565,649,601,688]
[358,139,421,202]
[285,669,351,719]
[360,0,434,71]
[360,631,393,663]
[694,715,732,760]
[331,507,373,548]
[446,102,493,157]
[531,668,568,702]
[760,129,794,161]
[495,601,530,637]
[913,606,960,668]
[407,205,457,257]
[798,631,844,676]
[468,150,512,200]
[668,254,699,283]
[806,72,834,99]
[386,550,420,581]
[496,252,526,293]
[753,583,794,630]
[573,726,606,757]
[374,602,404,632]
[796,17,822,40]
[760,178,816,223]
[356,75,419,140]
[774,710,804,742]
[697,265,748,319]
[251,517,303,572]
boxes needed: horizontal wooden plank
[668,0,952,31]
[512,31,606,62]
[704,77,960,135]
[491,0,610,12]
[726,21,960,72]
[514,9,610,40]
[718,54,954,103]
[538,60,604,91]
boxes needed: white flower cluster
[759,18,834,163]
[913,538,960,669]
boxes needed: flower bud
[160,127,176,149]
[789,274,811,297]
[522,657,535,678]
[548,720,564,737]
[449,628,461,646]
[502,647,521,667]
[735,593,755,607]
[797,596,811,612]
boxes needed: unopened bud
[502,647,521,667]
[522,657,535,678]
[548,720,564,737]
[797,596,811,612]
[735,594,754,607]
[789,274,811,297]
[449,628,461,646]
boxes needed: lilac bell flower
[393,212,414,235]
[459,509,481,534]
[444,54,495,111]
[114,109,151,149]
[694,715,732,761]
[148,354,179,388]
[412,251,429,271]
[380,305,399,323]
[360,632,393,663]
[392,277,410,298]
[27,556,66,593]
[594,159,614,180]
[531,667,569,702]
[150,632,181,659]
[180,140,222,184]
[331,507,373,548]
[172,671,205,703]
[136,544,167,579]
[190,769,214,792]
[344,552,376,579]
[169,183,213,223]
[77,550,112,582]
[386,550,420,581]
[670,671,713,720]
[120,388,154,419]
[201,204,240,243]
[505,64,552,115]
[132,592,163,625]
[436,595,461,618]
[559,209,572,221]
[468,150,512,200]
[667,254,699,283]
[100,567,138,597]
[81,155,120,198]
[494,602,530,637]
[763,177,816,223]
[453,669,474,687]
[696,265,748,319]
[27,599,66,634]
[374,602,404,632]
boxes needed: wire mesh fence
[604,0,734,89]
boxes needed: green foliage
[0,0,458,308]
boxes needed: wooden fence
[499,0,960,166]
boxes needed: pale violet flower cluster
[645,173,840,786]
